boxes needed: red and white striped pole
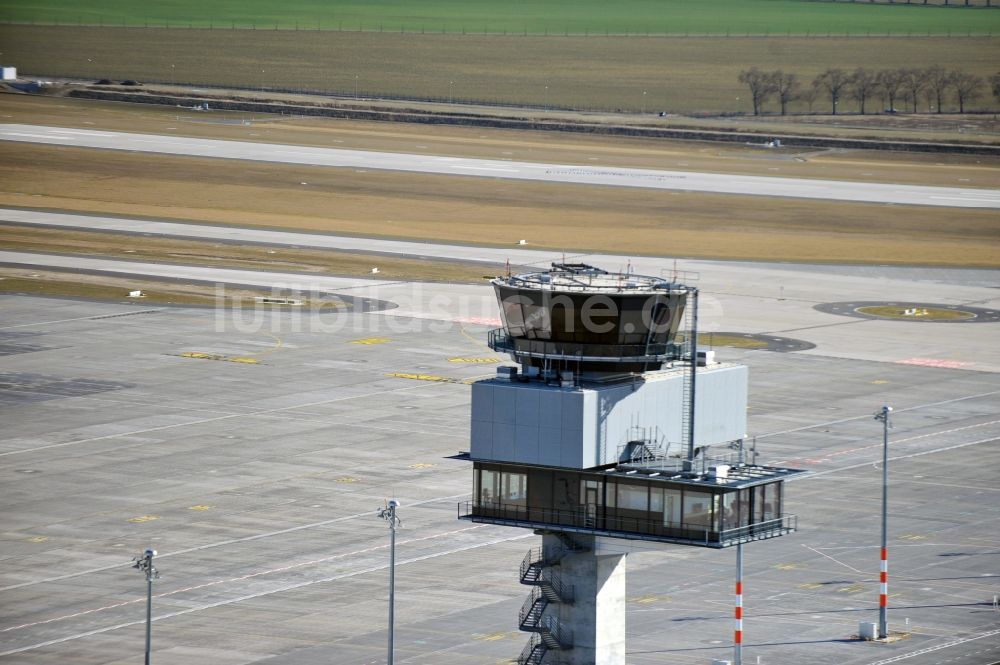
[879,545,888,632]
[735,542,743,665]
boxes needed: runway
[2,124,999,208]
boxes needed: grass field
[3,27,998,113]
[0,225,495,283]
[2,0,998,35]
[0,268,315,308]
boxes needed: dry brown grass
[2,26,999,114]
[1,139,997,267]
[0,224,497,282]
[0,267,320,306]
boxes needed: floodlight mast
[377,500,402,665]
[874,405,893,640]
[132,548,158,665]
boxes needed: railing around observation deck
[488,329,685,365]
[458,501,796,548]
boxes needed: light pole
[642,89,647,114]
[354,74,359,100]
[449,80,454,104]
[377,499,401,665]
[132,548,159,665]
[874,405,892,639]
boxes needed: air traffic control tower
[459,263,803,665]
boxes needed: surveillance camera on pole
[132,548,159,665]
[377,500,401,665]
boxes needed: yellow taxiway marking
[188,505,212,511]
[774,562,801,570]
[459,324,492,349]
[335,476,359,483]
[128,515,159,523]
[409,463,435,469]
[798,582,823,590]
[448,357,501,364]
[871,379,889,384]
[631,595,667,604]
[351,337,391,345]
[180,352,259,364]
[26,536,48,543]
[385,372,475,385]
[475,632,514,641]
[837,584,866,594]
[900,533,927,541]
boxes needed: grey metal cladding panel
[470,381,494,422]
[470,417,493,459]
[514,424,541,461]
[537,425,564,466]
[562,390,586,432]
[492,422,517,461]
[564,424,587,468]
[694,365,748,445]
[492,383,517,424]
[515,387,541,428]
[537,389,564,427]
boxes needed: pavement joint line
[0,310,151,330]
[765,318,872,335]
[776,419,1000,466]
[798,436,1000,480]
[800,543,867,575]
[0,379,443,458]
[1,525,487,635]
[0,492,470,593]
[760,389,1000,442]
[863,627,1000,665]
[0,532,533,658]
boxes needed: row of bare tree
[738,67,1000,115]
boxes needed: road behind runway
[2,124,998,208]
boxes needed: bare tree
[738,67,776,116]
[950,71,983,113]
[814,68,850,115]
[899,67,927,113]
[849,67,878,115]
[877,69,904,112]
[771,71,800,116]
[991,71,1000,102]
[924,65,952,113]
[799,83,821,114]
